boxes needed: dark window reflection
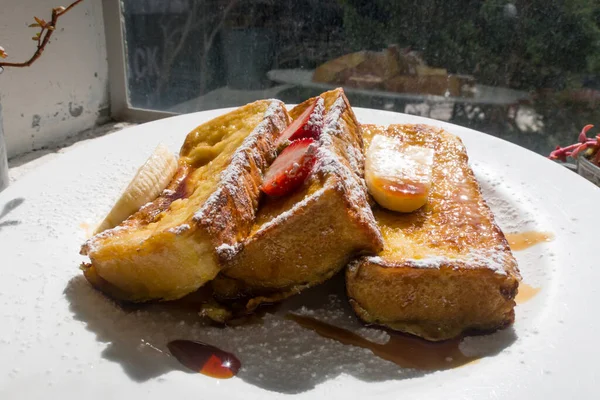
[122,0,600,156]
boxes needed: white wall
[0,0,109,158]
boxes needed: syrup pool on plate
[167,340,241,379]
[287,314,478,370]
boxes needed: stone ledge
[8,121,137,183]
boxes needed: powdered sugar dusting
[291,292,391,345]
[216,242,241,261]
[345,142,364,177]
[139,201,154,211]
[192,100,289,255]
[167,224,190,235]
[304,97,325,136]
[309,95,381,240]
[262,98,285,118]
[253,92,380,243]
[365,246,509,275]
[62,275,420,392]
[318,96,345,147]
[82,225,128,253]
[366,135,434,192]
[315,145,376,234]
[473,161,541,233]
[316,155,379,238]
[0,103,564,395]
[258,188,328,233]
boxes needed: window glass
[122,0,600,156]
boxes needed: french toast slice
[346,124,520,341]
[211,89,383,311]
[80,100,290,302]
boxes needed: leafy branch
[0,0,83,69]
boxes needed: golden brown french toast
[80,100,290,302]
[210,89,383,310]
[346,124,520,341]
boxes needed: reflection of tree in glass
[338,0,600,156]
[154,0,239,101]
[339,0,600,91]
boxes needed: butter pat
[365,134,434,212]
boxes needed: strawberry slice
[275,98,324,147]
[261,138,317,196]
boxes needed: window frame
[102,0,177,122]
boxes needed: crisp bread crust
[192,104,290,263]
[80,100,290,302]
[346,124,521,341]
[212,88,383,309]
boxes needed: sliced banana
[94,144,178,234]
[365,134,434,213]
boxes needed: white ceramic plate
[1,108,598,399]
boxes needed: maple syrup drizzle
[286,314,477,370]
[504,231,549,303]
[167,340,241,379]
[516,283,541,304]
[506,231,554,251]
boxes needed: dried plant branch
[0,0,84,69]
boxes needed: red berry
[261,138,317,197]
[275,98,324,147]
